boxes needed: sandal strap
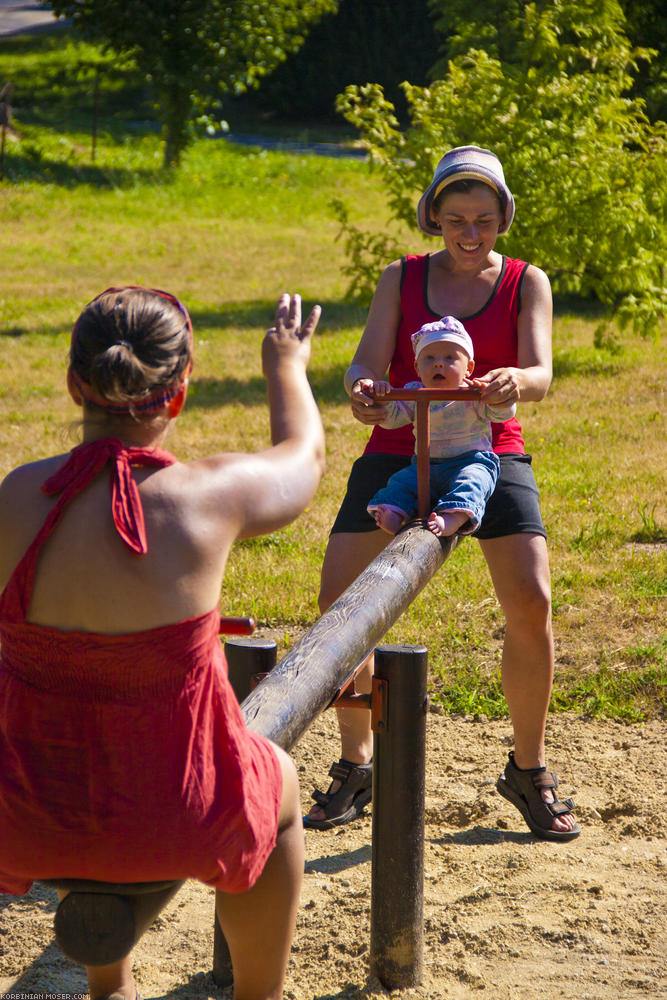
[309,758,372,816]
[505,752,576,823]
[531,769,559,791]
[548,800,574,818]
[328,758,372,784]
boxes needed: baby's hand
[350,378,391,424]
[370,380,392,398]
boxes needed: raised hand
[263,293,321,374]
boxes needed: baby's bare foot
[372,505,406,535]
[428,511,468,537]
[427,512,447,536]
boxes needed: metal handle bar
[381,387,482,518]
[219,616,256,635]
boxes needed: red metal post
[387,387,480,521]
[415,397,431,519]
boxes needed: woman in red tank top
[306,145,580,843]
[0,288,325,1000]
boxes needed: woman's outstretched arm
[195,293,326,541]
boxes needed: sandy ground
[1,708,665,1000]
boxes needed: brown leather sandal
[303,758,372,830]
[496,751,581,842]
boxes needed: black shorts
[330,452,546,539]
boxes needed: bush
[335,0,666,342]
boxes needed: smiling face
[415,340,474,389]
[431,183,503,270]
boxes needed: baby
[366,316,516,536]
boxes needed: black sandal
[496,751,581,842]
[303,758,372,830]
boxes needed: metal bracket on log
[332,675,388,733]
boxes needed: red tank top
[365,253,528,456]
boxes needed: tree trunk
[162,82,192,168]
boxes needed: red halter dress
[0,438,281,896]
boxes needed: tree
[428,0,666,121]
[618,0,667,121]
[246,0,435,121]
[46,0,338,166]
[334,0,666,341]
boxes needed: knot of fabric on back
[41,437,176,555]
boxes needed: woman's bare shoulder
[379,257,404,282]
[366,258,404,316]
[522,262,551,290]
[0,457,69,584]
[150,451,277,523]
[0,454,69,497]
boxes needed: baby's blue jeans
[367,450,500,533]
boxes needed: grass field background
[1,29,665,721]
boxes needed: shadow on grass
[552,352,623,379]
[189,365,347,409]
[2,150,161,188]
[552,292,608,319]
[187,298,361,408]
[0,299,363,339]
[1,26,151,123]
[0,297,358,406]
[191,299,365,333]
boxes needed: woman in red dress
[0,288,325,1000]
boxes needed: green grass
[1,28,665,721]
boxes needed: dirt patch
[1,711,665,1000]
